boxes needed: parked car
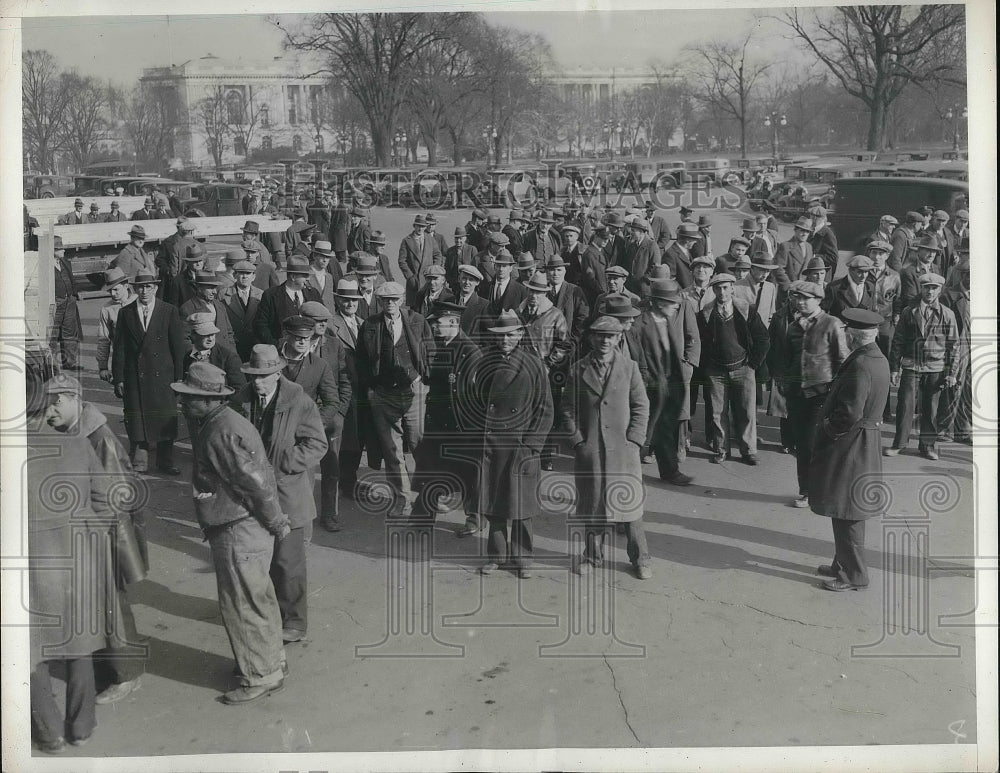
[653,160,688,189]
[182,183,251,218]
[686,158,739,186]
[23,174,74,199]
[482,168,539,208]
[564,163,604,194]
[535,165,574,201]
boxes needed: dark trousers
[650,399,684,478]
[779,417,796,451]
[130,439,175,470]
[270,526,307,634]
[584,520,650,568]
[787,388,827,496]
[937,363,971,439]
[893,369,944,451]
[687,368,711,441]
[50,298,81,371]
[876,324,894,419]
[320,432,343,519]
[93,588,145,686]
[486,518,533,569]
[831,518,868,586]
[31,658,95,744]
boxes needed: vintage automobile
[564,163,604,194]
[653,160,688,189]
[23,174,74,199]
[535,165,574,201]
[481,168,539,208]
[686,157,739,186]
[182,183,251,218]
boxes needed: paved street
[52,198,978,756]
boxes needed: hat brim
[240,363,286,375]
[170,381,235,396]
[335,291,363,299]
[132,278,161,286]
[487,324,525,333]
[606,307,642,318]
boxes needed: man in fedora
[516,252,538,285]
[545,255,590,344]
[159,243,205,307]
[823,254,878,321]
[328,188,350,263]
[277,314,346,438]
[346,253,385,319]
[579,222,611,305]
[329,279,368,498]
[602,211,628,271]
[808,308,890,592]
[523,209,561,266]
[696,272,769,465]
[183,311,245,395]
[306,240,339,313]
[84,202,102,224]
[503,210,527,256]
[750,212,779,258]
[180,271,238,354]
[601,294,643,362]
[445,226,478,293]
[61,197,87,225]
[97,268,136,382]
[469,309,553,578]
[476,230,511,284]
[773,216,815,296]
[899,235,946,307]
[562,316,652,578]
[808,206,839,279]
[424,213,447,256]
[479,249,528,314]
[241,242,280,292]
[630,279,700,485]
[735,254,779,328]
[110,225,156,279]
[356,282,435,518]
[802,256,828,288]
[644,201,673,253]
[112,270,187,474]
[689,214,712,259]
[172,361,290,704]
[242,220,273,265]
[887,272,959,461]
[368,231,396,283]
[412,301,484,535]
[662,222,700,288]
[620,217,661,296]
[103,199,127,223]
[237,344,327,643]
[253,255,321,346]
[130,196,155,221]
[158,218,198,281]
[399,213,442,306]
[348,205,372,254]
[46,236,81,375]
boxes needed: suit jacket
[579,243,611,304]
[252,283,322,346]
[130,208,155,221]
[548,281,590,342]
[329,204,350,251]
[238,376,328,528]
[445,243,479,292]
[280,345,346,433]
[103,210,128,223]
[734,276,778,327]
[822,276,877,321]
[662,241,694,289]
[414,284,455,318]
[398,233,443,302]
[888,225,916,272]
[356,309,435,391]
[502,225,524,256]
[182,344,245,394]
[456,292,491,342]
[631,304,701,425]
[224,284,263,360]
[773,238,814,293]
[522,228,561,266]
[307,204,332,237]
[618,237,661,295]
[178,295,237,351]
[61,210,87,225]
[478,276,529,314]
[112,300,186,444]
[648,214,673,253]
[111,244,157,279]
[899,262,944,309]
[680,284,715,316]
[347,220,371,254]
[809,225,839,272]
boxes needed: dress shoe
[662,471,693,486]
[954,435,973,446]
[635,565,653,580]
[282,628,305,643]
[816,564,836,577]
[233,661,289,679]
[222,679,285,705]
[710,452,727,464]
[882,447,901,457]
[456,521,482,537]
[157,465,181,476]
[779,446,794,455]
[320,517,342,533]
[938,433,953,443]
[641,453,656,464]
[518,567,533,579]
[822,579,868,592]
[922,448,939,461]
[36,737,66,754]
[481,562,499,575]
[69,732,93,747]
[793,495,809,508]
[95,676,141,704]
[741,453,759,466]
[542,461,554,472]
[572,557,592,575]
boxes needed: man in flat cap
[899,235,946,308]
[546,255,590,345]
[809,308,890,592]
[864,240,902,422]
[453,264,490,343]
[110,225,157,279]
[159,243,205,307]
[112,271,187,474]
[183,311,245,393]
[559,223,585,287]
[888,211,926,271]
[476,230,510,284]
[938,241,972,444]
[328,279,368,499]
[772,216,815,297]
[857,214,899,255]
[414,265,454,318]
[173,362,291,704]
[157,218,199,283]
[823,254,878,322]
[887,272,959,460]
[253,255,322,346]
[468,310,553,578]
[399,214,442,306]
[356,282,435,518]
[47,236,82,375]
[715,236,751,276]
[223,258,263,361]
[446,226,479,294]
[924,209,956,267]
[465,208,489,251]
[180,271,238,354]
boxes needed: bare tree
[686,34,771,158]
[228,86,267,160]
[779,5,966,151]
[198,86,231,172]
[118,84,179,170]
[22,50,71,172]
[58,73,114,171]
[278,13,455,165]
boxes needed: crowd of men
[30,190,972,751]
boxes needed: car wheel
[41,191,55,198]
[184,209,206,218]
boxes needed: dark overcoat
[470,346,553,521]
[631,303,701,429]
[112,299,186,444]
[808,342,890,520]
[179,296,238,353]
[560,349,649,522]
[224,284,263,361]
[252,283,322,346]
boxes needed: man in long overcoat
[224,259,264,361]
[561,317,651,579]
[112,271,186,473]
[238,346,328,643]
[469,310,554,578]
[411,302,484,535]
[809,308,890,592]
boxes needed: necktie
[294,292,301,310]
[141,304,150,330]
[256,396,266,429]
[493,282,501,303]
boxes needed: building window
[234,137,246,156]
[292,135,302,153]
[262,136,273,151]
[260,105,269,128]
[309,85,323,125]
[226,90,245,124]
[288,86,299,126]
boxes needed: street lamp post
[763,111,787,159]
[483,125,497,167]
[338,132,348,166]
[394,130,407,167]
[603,122,622,161]
[945,105,968,151]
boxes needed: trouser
[705,363,757,456]
[779,418,796,451]
[892,369,944,451]
[320,431,343,519]
[649,400,684,478]
[31,658,96,744]
[209,518,284,688]
[583,520,650,568]
[937,362,971,439]
[93,587,145,686]
[369,386,426,516]
[50,297,81,372]
[786,388,827,496]
[486,518,533,569]
[687,368,711,442]
[130,439,175,470]
[270,526,308,634]
[411,438,480,521]
[876,324,895,419]
[830,518,868,586]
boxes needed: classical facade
[546,66,660,105]
[140,55,344,168]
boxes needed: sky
[20,9,802,87]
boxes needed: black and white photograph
[1,2,996,771]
